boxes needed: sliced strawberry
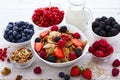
[34,42,43,52]
[53,47,64,59]
[82,68,92,80]
[40,30,49,38]
[70,65,81,77]
[72,39,84,48]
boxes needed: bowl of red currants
[31,24,89,67]
[91,16,120,43]
[32,6,64,30]
[88,39,114,62]
[3,21,34,47]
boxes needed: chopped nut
[10,48,33,63]
[1,67,11,75]
[15,75,23,80]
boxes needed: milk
[65,0,91,31]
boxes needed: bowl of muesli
[10,48,34,68]
[31,24,89,67]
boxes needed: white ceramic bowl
[9,48,34,68]
[31,24,89,67]
[92,53,113,62]
[2,23,35,47]
[91,27,120,44]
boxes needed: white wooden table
[0,0,120,80]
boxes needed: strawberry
[40,30,49,38]
[70,65,81,77]
[72,39,84,48]
[82,68,92,80]
[53,47,64,58]
[34,42,43,52]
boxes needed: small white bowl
[31,24,89,67]
[92,53,113,62]
[91,28,120,44]
[10,48,34,68]
[2,22,35,47]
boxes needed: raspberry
[112,68,119,77]
[73,32,81,39]
[51,25,58,31]
[92,41,100,50]
[106,45,114,54]
[112,59,120,67]
[58,39,66,47]
[99,39,109,47]
[94,50,104,57]
[34,67,42,74]
[88,46,96,53]
[61,34,71,41]
[69,52,77,60]
[39,50,47,59]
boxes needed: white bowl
[2,22,35,47]
[91,27,120,44]
[9,48,34,68]
[31,24,89,67]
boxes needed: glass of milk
[65,0,92,31]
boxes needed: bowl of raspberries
[88,39,114,62]
[32,6,64,29]
[92,16,120,43]
[3,21,34,47]
[31,24,89,67]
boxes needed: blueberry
[28,30,34,34]
[35,37,41,42]
[4,29,9,34]
[109,17,115,22]
[17,39,24,43]
[11,39,16,43]
[54,36,61,42]
[75,48,82,57]
[15,22,20,27]
[18,27,23,31]
[24,29,29,33]
[59,72,65,78]
[9,35,14,41]
[22,36,27,41]
[22,33,26,36]
[7,24,13,30]
[4,34,9,39]
[111,28,119,36]
[48,79,52,80]
[111,21,118,26]
[47,55,56,63]
[22,25,27,29]
[99,30,107,36]
[113,24,120,31]
[24,22,29,26]
[99,21,105,29]
[92,21,99,29]
[16,34,22,39]
[13,31,18,36]
[18,21,25,26]
[8,30,13,35]
[29,24,34,29]
[64,74,70,80]
[95,18,101,22]
[13,26,19,31]
[26,35,31,40]
[8,22,14,25]
[101,16,107,21]
[105,25,112,32]
[104,19,111,25]
[93,27,102,34]
[60,26,67,33]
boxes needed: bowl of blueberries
[3,21,34,47]
[92,16,120,43]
